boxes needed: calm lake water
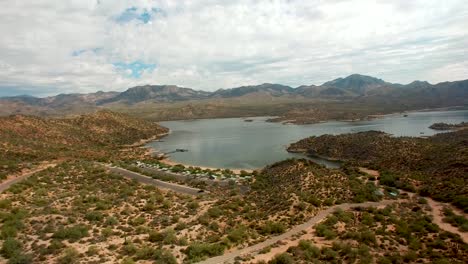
[147,110,468,169]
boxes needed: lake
[147,110,468,169]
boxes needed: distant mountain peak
[322,74,391,95]
[97,84,211,105]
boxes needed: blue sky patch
[113,61,156,78]
[116,7,158,24]
[71,49,86,56]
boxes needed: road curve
[198,200,397,264]
[0,164,56,193]
[106,165,204,196]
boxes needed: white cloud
[0,0,467,96]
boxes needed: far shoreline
[143,107,467,171]
[153,105,467,125]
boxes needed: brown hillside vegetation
[288,130,468,212]
[270,199,468,264]
[0,110,168,178]
[245,159,382,224]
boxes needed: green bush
[260,221,285,235]
[184,243,225,262]
[269,253,294,264]
[1,238,21,258]
[85,211,104,222]
[315,224,336,239]
[57,248,80,264]
[6,253,33,264]
[135,246,176,263]
[52,225,89,242]
[227,226,248,244]
[207,207,223,218]
[298,240,320,260]
[188,201,199,210]
[148,230,164,243]
[104,216,119,226]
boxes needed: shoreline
[152,106,467,126]
[158,157,256,174]
[142,137,257,174]
[142,106,466,172]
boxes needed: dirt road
[198,200,397,264]
[106,165,205,196]
[0,163,56,193]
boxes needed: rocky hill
[97,85,211,105]
[288,130,468,212]
[0,110,168,177]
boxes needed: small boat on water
[176,149,189,152]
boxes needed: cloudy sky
[0,0,467,96]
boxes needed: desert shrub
[135,246,176,263]
[52,225,89,242]
[121,243,137,256]
[6,252,33,264]
[86,245,99,256]
[101,227,113,238]
[298,240,320,259]
[175,221,187,230]
[207,207,223,218]
[227,226,248,244]
[322,247,338,260]
[418,197,428,204]
[131,217,146,226]
[104,216,119,226]
[380,172,397,187]
[184,242,225,262]
[148,230,164,243]
[260,221,285,235]
[57,248,80,264]
[0,199,12,209]
[269,253,294,264]
[359,230,377,245]
[188,201,199,210]
[162,229,177,245]
[151,249,177,264]
[85,211,104,222]
[0,209,27,239]
[315,224,336,239]
[45,240,65,255]
[121,258,135,264]
[1,238,21,258]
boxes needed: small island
[429,122,468,130]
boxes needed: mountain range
[1,74,467,118]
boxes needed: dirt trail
[197,200,397,264]
[426,198,468,243]
[0,163,57,193]
[359,167,468,243]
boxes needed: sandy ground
[0,162,57,193]
[159,158,255,174]
[198,200,397,264]
[244,168,468,263]
[426,198,468,244]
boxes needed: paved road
[106,166,204,196]
[198,200,397,264]
[0,164,56,193]
[139,166,250,194]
